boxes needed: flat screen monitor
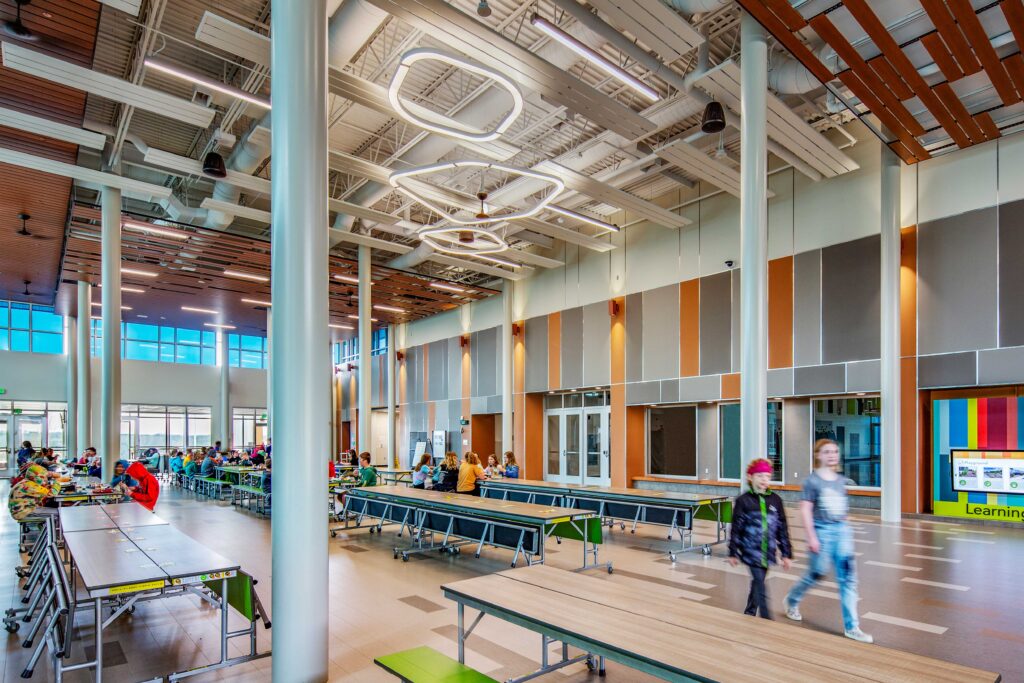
[951,449,1024,494]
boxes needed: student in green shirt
[356,452,378,487]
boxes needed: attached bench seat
[375,646,497,683]
[197,476,231,498]
[232,484,271,515]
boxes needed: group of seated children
[409,450,518,495]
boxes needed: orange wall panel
[471,414,495,457]
[547,311,561,390]
[900,227,917,358]
[524,393,543,478]
[625,405,646,485]
[721,373,740,400]
[768,256,794,369]
[679,280,700,377]
[610,298,627,487]
[462,342,472,451]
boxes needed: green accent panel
[694,501,732,523]
[374,646,498,683]
[547,517,602,543]
[204,572,255,622]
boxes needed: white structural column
[76,282,92,454]
[358,244,372,455]
[219,331,230,448]
[266,309,273,439]
[65,316,78,463]
[739,11,768,479]
[269,0,330,679]
[880,137,902,522]
[100,186,122,479]
[501,280,514,453]
[387,323,397,467]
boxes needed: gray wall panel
[427,339,448,401]
[561,306,584,389]
[731,269,741,372]
[822,236,880,363]
[626,381,660,406]
[524,315,548,393]
[700,272,732,375]
[625,293,643,383]
[447,400,463,455]
[642,284,680,381]
[406,347,422,404]
[979,346,1024,385]
[660,379,679,404]
[472,327,499,398]
[470,396,488,415]
[678,374,721,402]
[846,360,881,393]
[793,249,822,366]
[918,352,978,388]
[486,395,502,414]
[697,405,718,479]
[448,335,462,401]
[582,302,611,387]
[767,368,794,397]
[794,364,846,395]
[999,201,1024,347]
[918,206,998,354]
[783,399,811,483]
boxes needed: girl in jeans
[785,439,873,643]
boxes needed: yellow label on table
[60,496,88,502]
[549,516,571,524]
[108,579,165,595]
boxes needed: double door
[0,415,47,477]
[544,407,610,487]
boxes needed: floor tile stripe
[862,612,948,634]
[901,577,970,592]
[904,553,961,563]
[864,561,921,571]
[947,537,996,545]
[894,542,943,550]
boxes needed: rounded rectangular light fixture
[204,322,236,329]
[123,221,189,240]
[373,304,405,313]
[530,15,660,101]
[182,305,219,315]
[145,57,271,110]
[430,281,465,293]
[242,298,272,306]
[121,267,158,278]
[548,205,619,232]
[224,270,269,282]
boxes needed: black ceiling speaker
[700,100,726,134]
[477,1,491,17]
[202,151,227,178]
[3,0,38,42]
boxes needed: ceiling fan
[2,0,39,42]
[15,212,50,240]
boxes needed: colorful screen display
[951,449,1024,494]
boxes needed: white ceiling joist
[200,198,271,223]
[98,0,142,16]
[515,217,615,252]
[1,43,215,129]
[143,148,270,195]
[654,140,741,198]
[587,0,704,63]
[695,61,858,178]
[0,107,106,150]
[195,11,270,66]
[364,0,657,141]
[329,151,480,213]
[0,148,172,202]
[328,69,520,161]
[535,160,690,228]
[202,196,421,234]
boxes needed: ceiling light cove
[420,226,508,256]
[182,305,219,315]
[241,298,272,306]
[123,221,189,240]
[223,269,269,282]
[389,161,564,226]
[204,323,236,330]
[145,57,271,110]
[121,267,158,278]
[388,48,523,143]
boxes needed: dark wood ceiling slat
[920,32,965,83]
[933,82,986,143]
[867,55,914,101]
[1002,0,1024,55]
[918,0,983,76]
[944,0,1019,105]
[737,1,835,84]
[973,111,1001,140]
[1001,53,1024,106]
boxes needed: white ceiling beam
[1,43,214,129]
[0,148,172,201]
[0,107,106,150]
[143,148,270,195]
[515,217,615,252]
[655,140,741,198]
[98,0,142,16]
[200,198,270,223]
[195,11,270,66]
[586,0,703,63]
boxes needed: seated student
[483,454,501,477]
[126,461,160,511]
[261,458,272,495]
[355,452,378,487]
[225,451,241,465]
[433,451,460,492]
[8,464,54,521]
[251,450,266,467]
[34,448,57,470]
[110,459,137,488]
[183,454,198,479]
[238,452,252,466]
[16,441,35,468]
[87,457,103,479]
[411,453,432,489]
[502,451,520,479]
[169,450,185,476]
[200,448,218,478]
[457,452,486,496]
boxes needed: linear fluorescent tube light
[99,284,145,293]
[329,323,355,330]
[123,220,189,240]
[182,305,219,315]
[121,267,158,278]
[530,15,660,101]
[223,269,269,282]
[91,302,133,310]
[333,274,365,285]
[476,254,521,268]
[430,282,465,293]
[373,304,405,313]
[548,205,619,232]
[144,57,271,110]
[241,298,272,306]
[347,314,378,321]
[204,322,236,329]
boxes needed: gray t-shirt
[802,471,848,524]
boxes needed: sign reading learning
[933,397,1024,523]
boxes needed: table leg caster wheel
[453,547,461,555]
[5,621,18,634]
[369,527,376,534]
[393,550,399,559]
[701,545,712,556]
[401,553,409,562]
[607,566,613,574]
[330,530,336,538]
[474,553,480,559]
[669,552,677,563]
[127,606,136,615]
[21,638,33,648]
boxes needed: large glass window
[91,321,217,366]
[232,407,268,450]
[719,402,784,481]
[120,404,212,458]
[335,328,388,363]
[813,397,881,487]
[228,334,268,369]
[648,406,697,477]
[0,300,64,354]
[0,401,68,459]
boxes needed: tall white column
[739,11,768,480]
[266,309,272,439]
[358,244,372,455]
[76,282,92,455]
[269,1,329,679]
[501,280,514,453]
[219,331,230,449]
[387,323,397,467]
[880,137,902,522]
[65,316,77,463]
[100,186,122,478]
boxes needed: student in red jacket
[126,461,160,511]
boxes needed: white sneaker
[785,605,802,622]
[844,628,873,644]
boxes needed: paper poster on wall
[431,430,446,459]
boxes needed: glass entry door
[544,407,610,487]
[14,415,45,461]
[0,418,11,477]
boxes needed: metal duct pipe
[387,242,436,270]
[202,114,272,229]
[662,0,730,16]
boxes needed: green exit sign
[0,387,5,394]
[12,408,22,415]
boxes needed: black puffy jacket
[728,490,793,568]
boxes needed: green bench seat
[374,647,497,683]
[234,485,265,495]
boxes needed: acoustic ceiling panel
[588,0,704,63]
[0,147,172,201]
[654,140,741,198]
[0,106,106,149]
[194,11,270,66]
